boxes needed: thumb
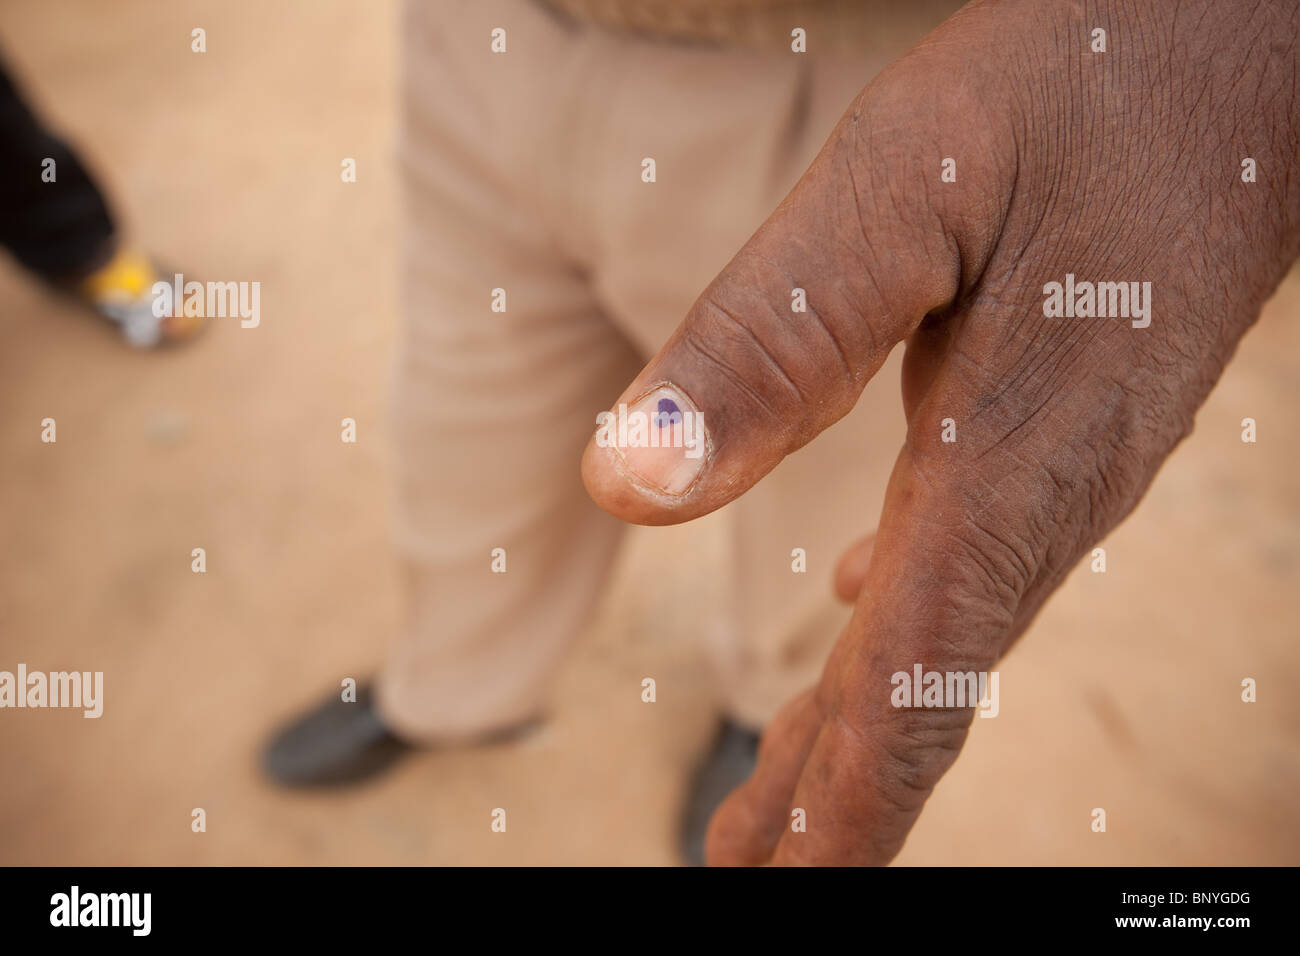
[581,83,964,525]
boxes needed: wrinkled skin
[582,0,1300,865]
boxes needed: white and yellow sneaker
[77,247,206,348]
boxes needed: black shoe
[679,721,761,866]
[262,683,413,787]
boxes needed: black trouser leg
[0,52,116,281]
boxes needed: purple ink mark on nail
[656,398,682,428]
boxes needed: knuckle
[679,302,796,426]
[685,279,859,441]
[851,706,970,819]
[942,512,1040,611]
[904,461,1046,616]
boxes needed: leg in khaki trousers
[378,0,916,739]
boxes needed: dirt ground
[1,0,1297,866]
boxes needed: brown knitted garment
[539,0,963,54]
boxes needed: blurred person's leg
[385,0,650,740]
[0,55,114,279]
[264,0,643,785]
[0,52,203,346]
[577,36,893,861]
[554,2,960,861]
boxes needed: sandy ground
[1,0,1297,866]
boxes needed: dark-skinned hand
[581,0,1300,865]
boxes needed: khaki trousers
[378,0,948,739]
